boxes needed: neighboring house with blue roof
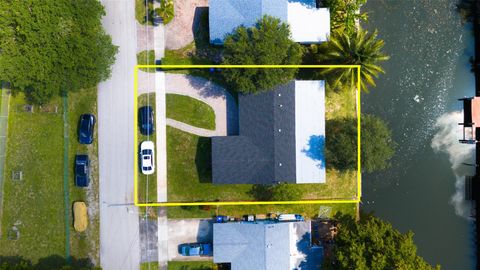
[209,0,330,45]
[212,80,326,185]
[213,221,323,270]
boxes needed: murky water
[362,0,476,268]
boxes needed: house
[209,0,330,45]
[212,80,325,185]
[213,221,323,270]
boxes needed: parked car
[140,141,155,175]
[139,106,154,135]
[73,201,88,232]
[152,9,162,26]
[179,243,212,256]
[215,215,230,223]
[78,114,95,144]
[75,155,90,187]
[155,59,162,72]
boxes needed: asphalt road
[98,1,140,269]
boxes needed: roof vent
[279,163,282,167]
[278,129,282,132]
[278,93,282,97]
[279,104,283,108]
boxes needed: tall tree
[328,213,440,270]
[326,114,395,173]
[222,16,304,94]
[313,28,389,93]
[0,0,118,104]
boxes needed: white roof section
[294,80,326,184]
[287,2,330,43]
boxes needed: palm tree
[316,28,389,92]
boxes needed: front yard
[0,88,99,267]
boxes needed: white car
[140,141,155,175]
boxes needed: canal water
[361,0,476,269]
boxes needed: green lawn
[0,89,99,266]
[138,93,157,203]
[167,126,357,203]
[137,50,156,73]
[168,261,216,270]
[141,262,159,270]
[166,94,215,130]
[68,87,99,264]
[135,0,154,25]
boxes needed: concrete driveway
[165,73,238,136]
[98,1,140,269]
[167,219,213,261]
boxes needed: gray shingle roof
[209,0,288,45]
[212,82,296,185]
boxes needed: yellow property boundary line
[134,64,361,207]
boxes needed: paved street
[98,1,140,269]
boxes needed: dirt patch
[165,0,209,50]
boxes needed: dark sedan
[75,155,90,187]
[78,114,95,144]
[139,106,154,135]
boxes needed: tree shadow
[301,135,326,170]
[296,232,323,270]
[0,255,96,270]
[195,137,212,183]
[248,184,272,201]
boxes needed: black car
[139,106,154,135]
[155,59,162,71]
[75,155,90,187]
[78,114,95,144]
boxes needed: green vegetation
[0,0,117,104]
[68,88,99,262]
[137,50,156,73]
[249,183,302,201]
[326,114,395,173]
[168,203,357,220]
[141,261,160,270]
[156,0,174,25]
[135,0,154,25]
[166,94,216,130]
[324,213,440,270]
[167,127,357,204]
[0,256,102,270]
[0,89,99,266]
[312,28,389,93]
[222,16,303,94]
[323,0,368,35]
[168,261,216,270]
[137,93,157,203]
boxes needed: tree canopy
[327,213,440,270]
[0,0,118,104]
[326,114,395,173]
[312,28,389,93]
[222,16,303,94]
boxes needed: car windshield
[142,166,152,171]
[76,164,86,176]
